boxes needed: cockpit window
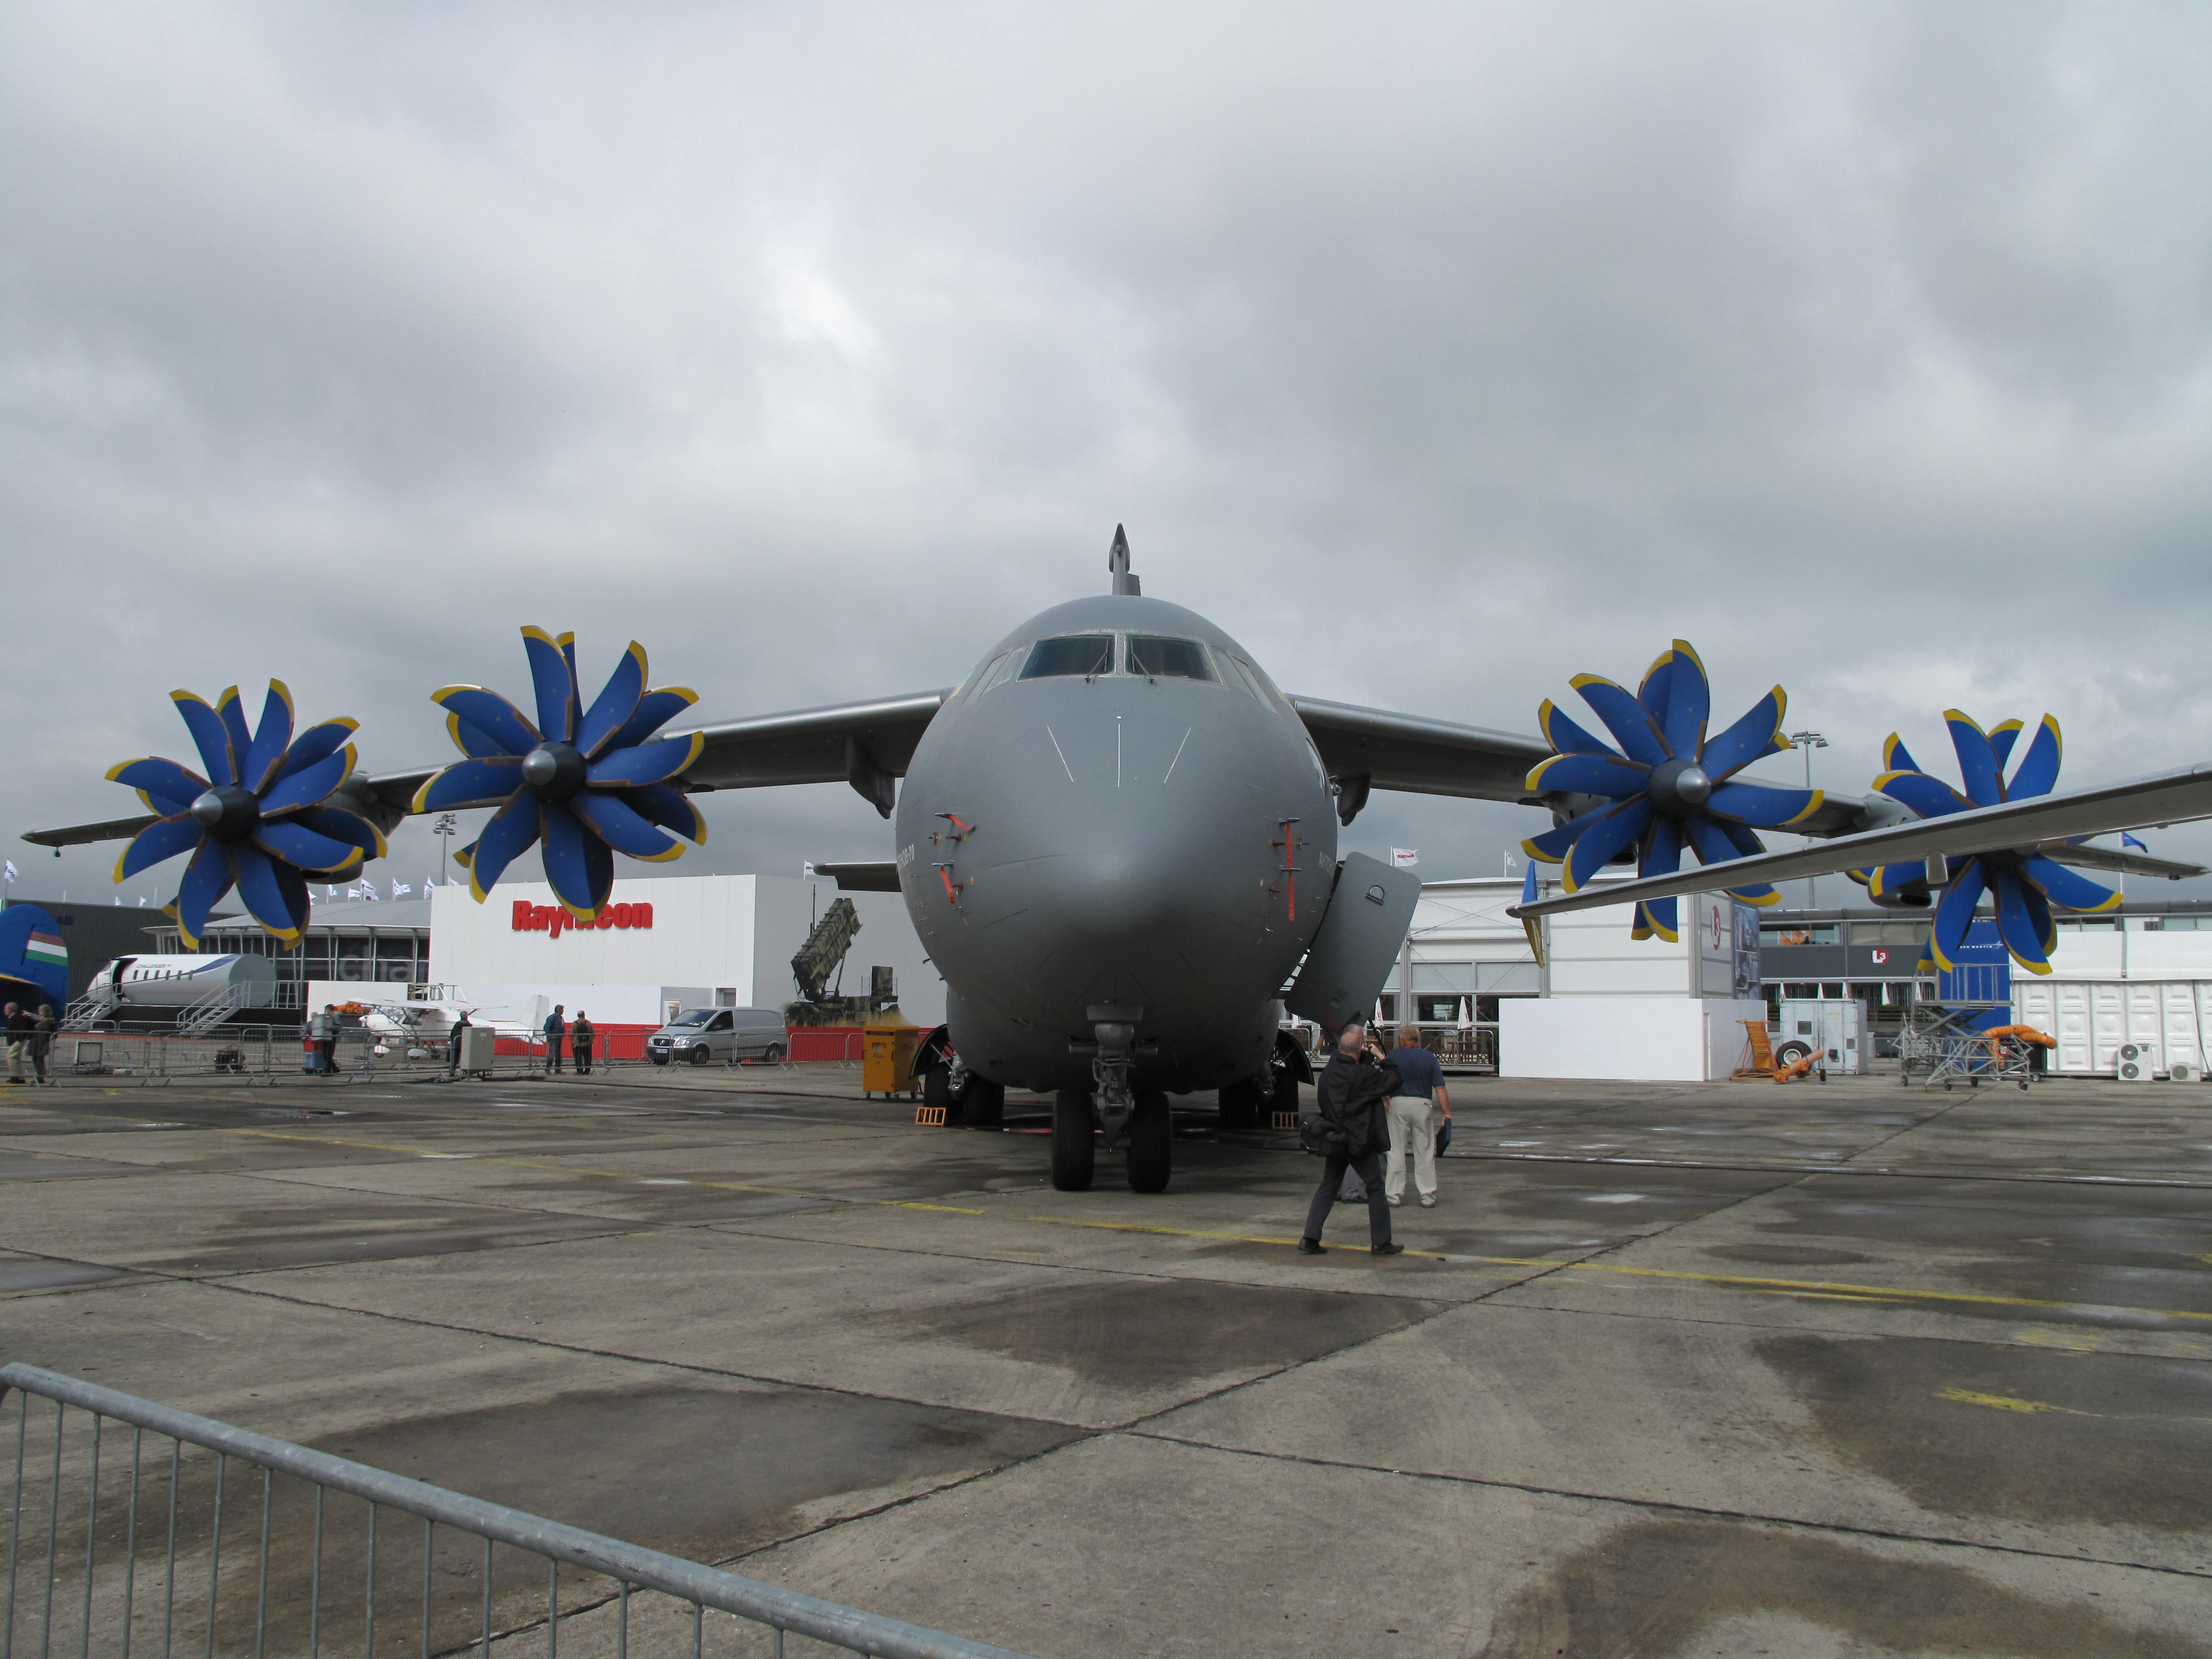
[1126,636,1215,681]
[967,649,1019,700]
[1219,653,1276,704]
[1020,634,1117,679]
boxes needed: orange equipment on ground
[1733,1019,1816,1083]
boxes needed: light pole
[432,813,458,888]
[1789,730,1827,910]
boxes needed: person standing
[445,1008,472,1077]
[3,1003,27,1084]
[543,1004,567,1074]
[30,1005,56,1087]
[1298,1018,1405,1256]
[316,1004,342,1074]
[1384,1026,1451,1209]
[570,1010,595,1076]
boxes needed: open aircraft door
[1284,852,1421,1033]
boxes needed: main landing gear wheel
[1126,1090,1171,1194]
[1052,1088,1095,1191]
[924,1066,954,1125]
[1218,1077,1263,1132]
[963,1076,1006,1128]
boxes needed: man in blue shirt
[543,1004,567,1074]
[1384,1026,1451,1208]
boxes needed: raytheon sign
[512,900,654,939]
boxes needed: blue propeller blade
[214,688,253,779]
[569,790,684,861]
[115,815,201,883]
[413,757,525,814]
[1683,815,1779,903]
[173,839,236,950]
[465,792,543,900]
[1636,817,1685,941]
[618,783,708,845]
[2016,877,2055,957]
[275,719,360,781]
[240,682,295,794]
[2018,855,2119,913]
[1635,649,1674,725]
[541,801,613,916]
[232,843,310,939]
[602,688,698,755]
[250,820,364,876]
[1536,699,1618,759]
[1563,798,1651,892]
[1571,676,1671,766]
[1867,862,1925,903]
[444,712,509,759]
[1987,719,2024,776]
[257,748,353,817]
[575,643,649,759]
[1992,872,2052,975]
[1703,780,1821,828]
[1525,752,1652,799]
[292,805,387,863]
[108,757,206,816]
[170,692,236,786]
[1658,641,1709,760]
[1697,687,1787,781]
[1945,710,2004,808]
[1874,770,1974,820]
[1522,797,1617,864]
[2006,715,2063,801]
[432,688,540,757]
[1927,858,1990,971]
[1881,733,1919,776]
[586,732,704,789]
[521,628,578,745]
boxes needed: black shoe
[1296,1238,1326,1255]
[1371,1241,1405,1256]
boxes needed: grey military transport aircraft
[28,528,2212,1194]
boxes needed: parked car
[647,1007,789,1066]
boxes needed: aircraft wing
[21,689,956,849]
[1287,695,1880,835]
[1287,697,1557,803]
[812,862,902,892]
[2033,841,2206,881]
[1511,760,2212,920]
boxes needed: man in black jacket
[1299,1019,1406,1256]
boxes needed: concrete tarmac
[3,1063,2210,1655]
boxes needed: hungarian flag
[24,929,65,969]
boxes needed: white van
[647,1007,789,1066]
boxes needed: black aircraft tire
[924,1065,955,1126]
[1051,1088,1094,1190]
[963,1077,1006,1128]
[1775,1041,1812,1067]
[1218,1078,1263,1132]
[1126,1091,1172,1194]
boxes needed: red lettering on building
[511,900,652,935]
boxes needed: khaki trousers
[1384,1095,1438,1200]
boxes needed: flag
[1391,849,1418,869]
[113,897,121,907]
[326,886,338,900]
[360,881,380,903]
[1519,861,1545,968]
[25,929,66,969]
[392,882,412,897]
[2122,832,2148,851]
[2,859,17,882]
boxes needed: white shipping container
[1774,999,1866,1075]
[2015,977,2212,1077]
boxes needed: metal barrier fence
[1,1364,1036,1659]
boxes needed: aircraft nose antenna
[1109,524,1141,596]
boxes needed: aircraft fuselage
[893,594,1338,1094]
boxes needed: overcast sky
[5,2,2209,918]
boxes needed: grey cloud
[5,1,2210,909]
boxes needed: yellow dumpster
[862,1022,921,1100]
